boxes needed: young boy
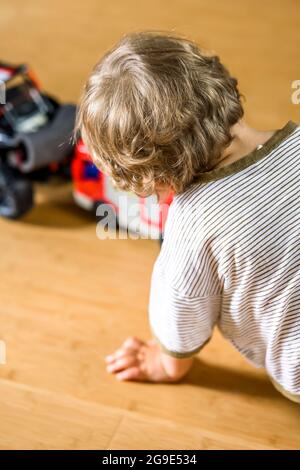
[77,31,300,402]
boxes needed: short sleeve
[148,195,222,358]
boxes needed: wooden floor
[1,0,300,450]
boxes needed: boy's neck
[214,120,276,170]
[155,120,277,200]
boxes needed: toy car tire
[0,176,33,219]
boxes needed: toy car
[0,61,76,219]
[71,139,173,240]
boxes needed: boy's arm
[105,336,195,383]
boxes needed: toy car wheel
[0,175,33,219]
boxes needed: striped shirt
[149,120,300,395]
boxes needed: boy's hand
[105,336,193,383]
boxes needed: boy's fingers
[122,336,145,351]
[105,347,129,363]
[106,354,138,373]
[105,338,145,363]
[115,366,147,382]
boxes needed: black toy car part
[0,61,76,219]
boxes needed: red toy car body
[71,139,173,239]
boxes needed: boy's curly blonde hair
[76,31,244,196]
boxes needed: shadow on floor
[185,358,300,404]
[22,199,96,229]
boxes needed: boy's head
[77,31,243,196]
